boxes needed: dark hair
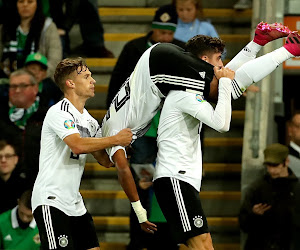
[186,35,225,58]
[1,0,46,66]
[19,189,32,209]
[0,139,18,154]
[54,57,87,92]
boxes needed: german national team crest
[58,235,68,247]
[193,215,203,228]
[88,120,97,135]
[64,120,75,129]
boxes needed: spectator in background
[0,69,49,186]
[49,0,114,58]
[172,0,219,43]
[0,0,62,78]
[106,4,185,107]
[0,140,30,214]
[288,111,300,177]
[24,52,62,107]
[0,190,40,250]
[239,143,298,250]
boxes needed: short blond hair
[54,57,87,92]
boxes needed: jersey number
[105,78,130,121]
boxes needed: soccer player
[31,58,133,250]
[101,39,227,233]
[153,23,300,249]
[102,22,300,235]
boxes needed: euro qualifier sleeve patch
[195,94,206,103]
[64,120,75,129]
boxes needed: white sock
[226,41,262,71]
[231,47,294,99]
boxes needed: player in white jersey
[32,58,133,250]
[102,22,300,235]
[153,23,300,249]
[101,41,217,232]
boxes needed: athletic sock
[226,41,262,71]
[231,47,294,99]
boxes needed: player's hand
[214,66,235,80]
[252,203,271,215]
[140,221,157,234]
[116,128,133,146]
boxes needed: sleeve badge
[64,120,75,129]
[195,94,206,103]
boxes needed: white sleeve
[47,108,80,140]
[177,77,232,132]
[104,128,127,163]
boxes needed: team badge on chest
[88,120,97,135]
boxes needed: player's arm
[91,150,114,168]
[197,67,234,132]
[63,128,132,155]
[177,67,234,132]
[113,149,157,233]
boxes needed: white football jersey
[154,78,232,191]
[102,43,215,161]
[32,98,101,216]
[101,45,164,161]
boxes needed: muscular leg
[186,233,214,250]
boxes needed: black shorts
[153,177,209,244]
[34,205,99,250]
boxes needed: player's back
[102,42,214,160]
[101,44,163,159]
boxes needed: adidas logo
[199,71,206,79]
[4,234,12,241]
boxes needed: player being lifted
[101,21,300,235]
